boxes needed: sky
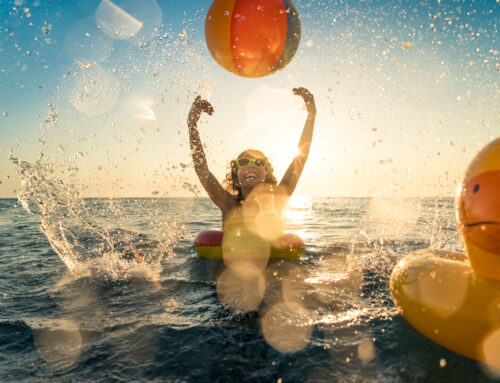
[0,0,498,198]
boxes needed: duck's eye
[473,184,480,194]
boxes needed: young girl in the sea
[187,87,316,231]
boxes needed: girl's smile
[238,157,267,188]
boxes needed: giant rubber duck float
[390,137,500,367]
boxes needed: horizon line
[0,195,457,200]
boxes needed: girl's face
[236,153,268,189]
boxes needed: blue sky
[0,0,498,197]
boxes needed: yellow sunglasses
[235,158,268,168]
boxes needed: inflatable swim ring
[390,137,500,367]
[194,230,304,260]
[390,249,500,365]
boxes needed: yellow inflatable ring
[390,249,500,366]
[194,230,304,261]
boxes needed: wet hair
[222,149,277,202]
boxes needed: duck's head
[456,137,500,281]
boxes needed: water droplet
[42,21,52,36]
[2,111,7,117]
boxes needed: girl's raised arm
[279,87,316,196]
[187,96,235,211]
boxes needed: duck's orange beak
[456,137,500,281]
[457,170,500,255]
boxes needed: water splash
[11,154,185,281]
[426,198,458,249]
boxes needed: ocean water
[0,193,497,382]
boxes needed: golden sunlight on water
[306,253,350,287]
[33,319,82,369]
[282,196,313,241]
[283,196,312,222]
[314,309,369,326]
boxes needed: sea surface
[0,195,497,382]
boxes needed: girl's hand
[188,96,214,124]
[293,87,316,116]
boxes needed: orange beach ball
[205,0,301,78]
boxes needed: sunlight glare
[243,85,305,176]
[314,308,368,325]
[129,97,157,121]
[368,197,421,237]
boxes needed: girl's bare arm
[279,87,316,196]
[188,96,236,211]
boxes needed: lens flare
[357,338,376,363]
[95,0,162,43]
[69,65,120,117]
[401,259,470,317]
[216,262,266,313]
[241,183,287,241]
[33,319,82,369]
[281,266,307,305]
[261,301,312,353]
[254,212,284,241]
[482,327,500,376]
[95,0,143,40]
[222,229,271,271]
[64,17,113,63]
